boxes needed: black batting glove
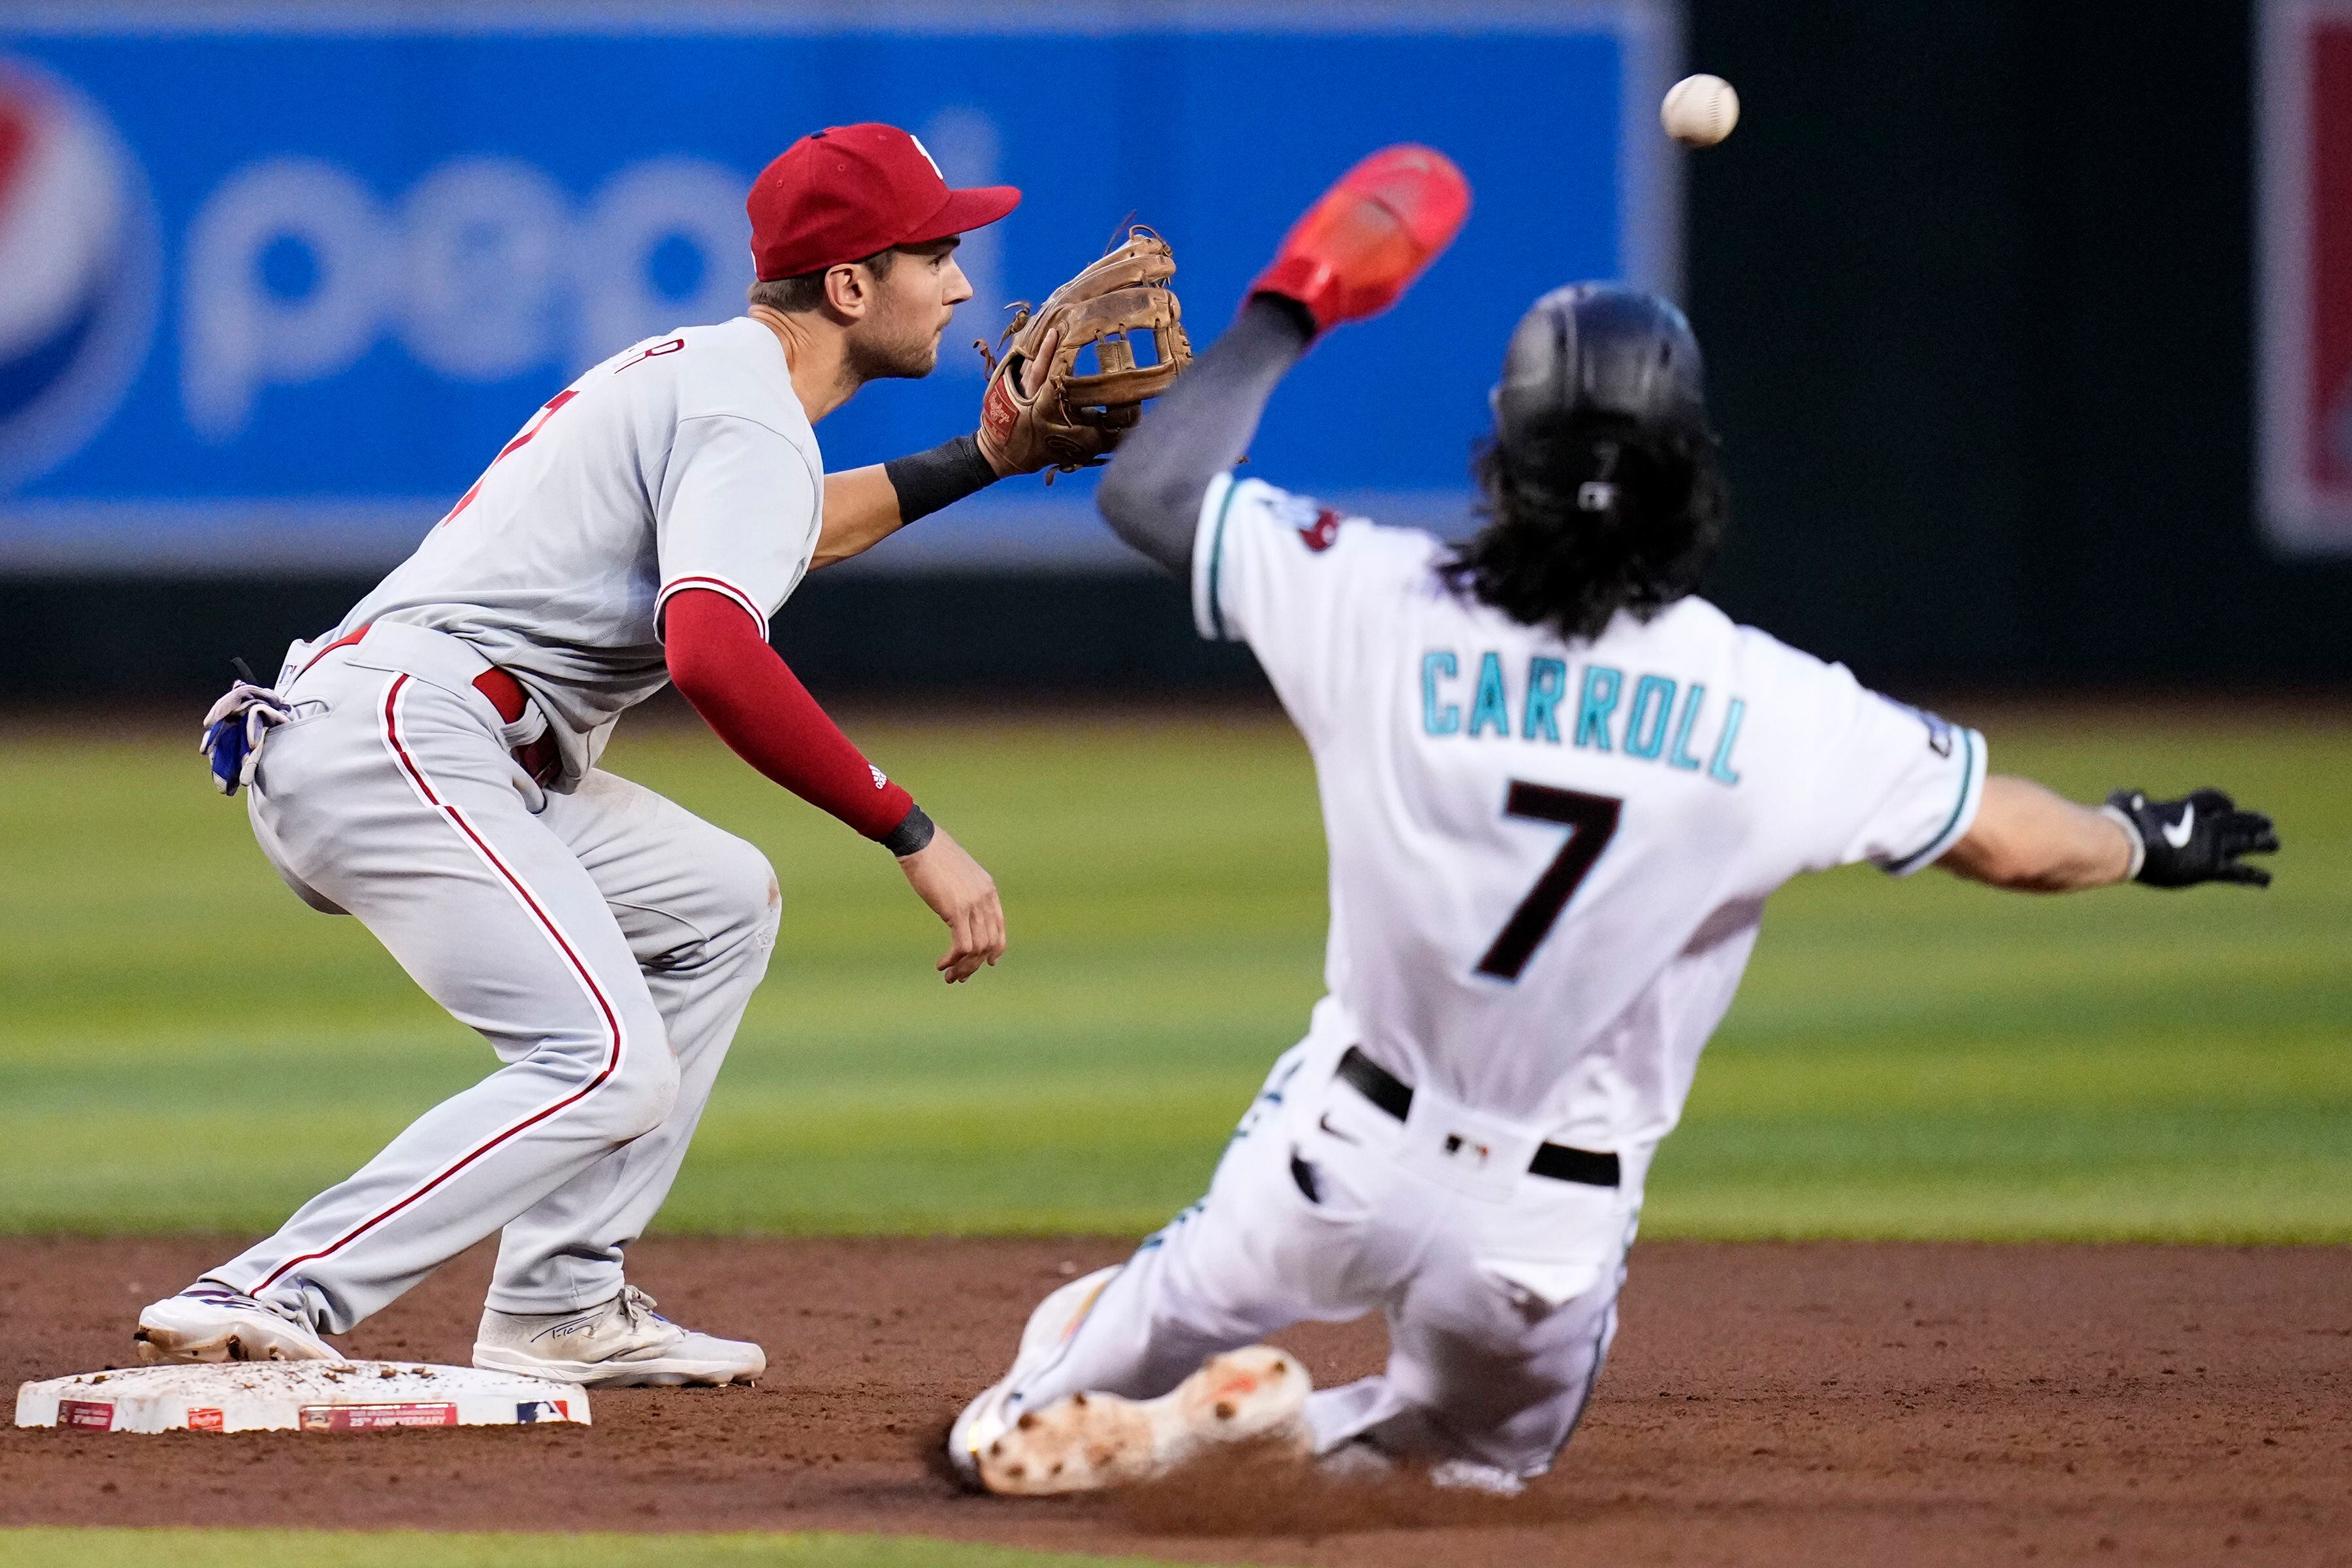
[2101,789,2279,889]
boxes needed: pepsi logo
[0,56,159,491]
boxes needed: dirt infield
[4,1238,2347,1566]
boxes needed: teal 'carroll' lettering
[1420,650,1745,787]
[1524,657,1566,743]
[1575,666,1620,751]
[1468,652,1511,738]
[1421,651,1461,736]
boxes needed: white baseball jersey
[335,317,824,786]
[1192,474,1987,1152]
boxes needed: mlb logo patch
[1884,699,1955,759]
[515,1399,570,1424]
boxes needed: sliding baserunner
[949,146,2280,1494]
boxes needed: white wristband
[2098,804,2147,882]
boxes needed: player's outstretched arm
[807,336,1073,572]
[1097,146,1470,576]
[1939,775,2278,892]
[812,446,996,570]
[1940,777,2134,891]
[1096,297,1313,575]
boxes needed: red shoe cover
[1249,145,1471,335]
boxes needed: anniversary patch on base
[299,1402,459,1431]
[14,1362,589,1434]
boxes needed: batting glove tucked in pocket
[198,679,298,797]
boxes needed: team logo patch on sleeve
[1885,699,1956,759]
[1271,493,1343,553]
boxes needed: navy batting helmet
[1490,283,1711,496]
[1445,282,1725,642]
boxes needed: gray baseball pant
[204,625,779,1333]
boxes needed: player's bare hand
[897,827,1006,982]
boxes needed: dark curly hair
[1441,414,1727,644]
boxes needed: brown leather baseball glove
[976,227,1191,478]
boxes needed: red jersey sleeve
[662,588,918,843]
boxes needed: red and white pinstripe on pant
[203,623,779,1333]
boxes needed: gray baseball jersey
[335,318,824,787]
[193,321,811,1343]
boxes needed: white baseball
[1661,73,1740,148]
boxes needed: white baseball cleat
[134,1284,338,1365]
[472,1284,764,1388]
[949,1264,1124,1486]
[972,1345,1313,1496]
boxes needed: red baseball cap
[748,123,1021,281]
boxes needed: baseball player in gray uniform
[137,124,1137,1386]
[949,148,2282,1494]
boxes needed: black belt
[1335,1046,1620,1189]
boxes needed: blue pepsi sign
[0,4,1676,571]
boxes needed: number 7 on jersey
[1477,782,1623,981]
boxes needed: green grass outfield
[1,1529,1151,1567]
[0,704,2344,1241]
